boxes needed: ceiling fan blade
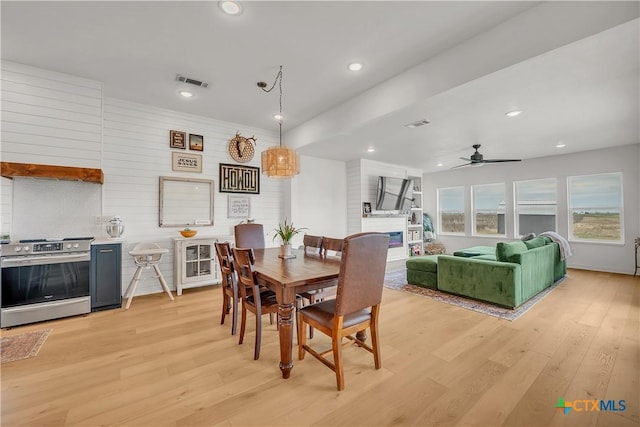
[450,162,471,169]
[482,159,522,163]
[459,157,471,161]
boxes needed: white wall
[423,144,640,274]
[288,155,347,248]
[0,62,287,297]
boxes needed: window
[438,186,464,234]
[472,183,505,236]
[514,178,557,236]
[568,173,623,242]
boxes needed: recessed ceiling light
[274,114,283,121]
[556,142,566,148]
[348,62,363,72]
[437,162,443,167]
[367,147,375,153]
[505,110,522,117]
[219,1,243,15]
[179,90,193,98]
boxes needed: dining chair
[214,242,239,335]
[302,234,323,256]
[297,232,389,390]
[322,236,344,259]
[232,247,279,360]
[234,223,265,249]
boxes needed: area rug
[1,329,51,364]
[384,269,563,321]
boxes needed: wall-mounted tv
[375,176,413,211]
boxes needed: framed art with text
[170,130,186,149]
[227,195,251,218]
[172,152,202,173]
[219,163,260,194]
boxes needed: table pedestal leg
[278,302,295,379]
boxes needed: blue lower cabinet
[90,244,122,311]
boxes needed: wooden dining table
[251,247,340,379]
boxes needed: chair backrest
[214,242,235,286]
[322,237,344,259]
[234,223,265,249]
[303,234,323,256]
[232,247,259,301]
[334,233,389,316]
[132,242,164,265]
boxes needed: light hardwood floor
[1,268,638,427]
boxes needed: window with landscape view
[472,183,505,236]
[438,186,465,234]
[514,178,557,236]
[568,172,623,242]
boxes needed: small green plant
[272,219,306,245]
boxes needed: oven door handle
[1,253,90,267]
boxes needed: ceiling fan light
[348,62,363,72]
[505,110,522,117]
[219,1,243,15]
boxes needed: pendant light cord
[259,66,283,147]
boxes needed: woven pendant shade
[261,146,299,177]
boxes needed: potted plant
[273,219,306,258]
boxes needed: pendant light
[258,66,300,178]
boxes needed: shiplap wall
[0,61,103,168]
[102,97,284,296]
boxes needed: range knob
[14,246,21,252]
[23,246,30,252]
[73,243,79,248]
[66,244,72,249]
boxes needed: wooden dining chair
[214,242,239,335]
[302,234,323,256]
[232,247,279,360]
[297,232,389,390]
[322,236,344,259]
[234,223,265,249]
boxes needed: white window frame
[567,172,624,244]
[471,182,506,238]
[437,186,465,235]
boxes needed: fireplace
[387,231,403,248]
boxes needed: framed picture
[228,195,250,218]
[363,202,372,215]
[219,163,260,194]
[189,134,204,151]
[170,130,186,149]
[172,152,202,173]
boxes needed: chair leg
[124,266,143,310]
[153,264,174,301]
[239,304,247,345]
[220,292,229,325]
[370,305,382,369]
[332,325,345,391]
[297,311,307,360]
[231,288,239,336]
[254,313,262,360]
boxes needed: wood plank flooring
[1,268,638,427]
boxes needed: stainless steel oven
[1,238,92,328]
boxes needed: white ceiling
[2,1,639,173]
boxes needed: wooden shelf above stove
[1,162,104,184]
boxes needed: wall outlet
[94,216,103,225]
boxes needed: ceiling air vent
[176,74,209,88]
[404,119,430,128]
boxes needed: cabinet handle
[99,249,114,253]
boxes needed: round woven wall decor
[227,132,256,163]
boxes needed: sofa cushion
[473,254,497,261]
[496,241,528,262]
[524,236,546,249]
[453,246,495,258]
[406,255,439,273]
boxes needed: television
[375,176,414,211]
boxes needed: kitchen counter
[92,238,125,245]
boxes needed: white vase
[280,243,292,257]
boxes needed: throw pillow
[524,236,546,249]
[521,232,536,241]
[496,241,528,262]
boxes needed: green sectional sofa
[406,237,567,308]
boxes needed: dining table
[251,247,341,379]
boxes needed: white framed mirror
[159,176,214,227]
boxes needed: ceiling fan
[452,144,521,169]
